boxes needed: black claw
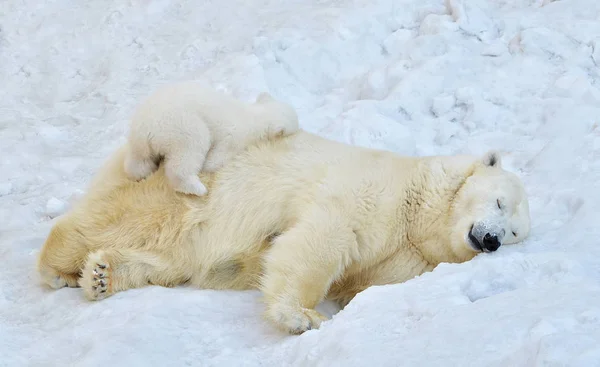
[97,264,106,269]
[99,280,105,287]
[100,290,106,293]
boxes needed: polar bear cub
[123,81,299,196]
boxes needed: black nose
[482,233,500,252]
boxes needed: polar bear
[37,131,530,334]
[124,82,299,196]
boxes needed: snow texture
[1,0,600,365]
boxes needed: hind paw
[80,252,113,301]
[39,269,79,289]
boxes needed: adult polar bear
[38,130,531,334]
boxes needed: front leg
[260,206,358,334]
[202,137,235,172]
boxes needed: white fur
[38,131,531,334]
[123,82,299,196]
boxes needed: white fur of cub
[123,82,299,196]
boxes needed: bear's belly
[189,238,271,290]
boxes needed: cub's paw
[79,251,113,301]
[266,303,328,334]
[172,177,208,197]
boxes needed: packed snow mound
[1,0,600,365]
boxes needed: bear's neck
[393,156,476,266]
[328,156,478,306]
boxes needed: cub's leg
[79,249,189,301]
[260,206,358,334]
[164,119,212,197]
[202,136,235,172]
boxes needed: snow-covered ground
[1,0,600,365]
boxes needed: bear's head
[254,92,299,137]
[447,151,531,259]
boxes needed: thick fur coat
[38,131,530,334]
[124,82,299,196]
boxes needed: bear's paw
[266,303,328,334]
[79,251,113,301]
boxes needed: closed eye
[497,199,504,210]
[512,231,517,237]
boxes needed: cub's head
[254,92,299,137]
[448,151,531,259]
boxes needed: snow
[44,197,67,219]
[1,0,600,365]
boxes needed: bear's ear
[256,92,274,104]
[482,150,502,168]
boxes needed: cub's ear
[482,150,502,168]
[255,92,274,103]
